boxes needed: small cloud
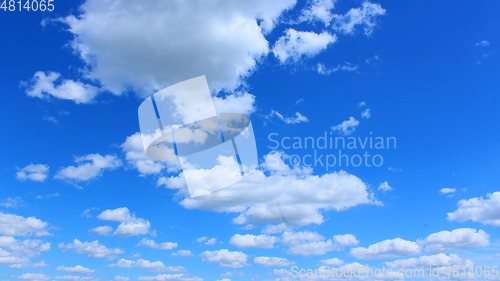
[43,115,59,125]
[296,98,304,104]
[205,238,217,246]
[266,110,308,124]
[378,182,392,192]
[16,164,49,182]
[196,237,208,243]
[440,188,456,195]
[361,109,371,119]
[317,62,357,75]
[388,167,402,172]
[172,250,194,257]
[0,197,23,208]
[476,40,490,47]
[358,101,366,107]
[331,117,359,136]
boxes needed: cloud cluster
[199,249,248,268]
[95,207,151,237]
[58,239,124,260]
[109,258,185,272]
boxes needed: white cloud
[358,101,366,107]
[57,265,97,273]
[205,238,217,246]
[55,154,122,182]
[0,236,50,269]
[0,212,51,237]
[97,207,151,237]
[266,110,309,124]
[350,238,421,260]
[58,239,124,260]
[299,0,335,24]
[330,2,386,35]
[172,250,193,257]
[213,92,256,116]
[361,108,371,119]
[137,238,178,250]
[421,228,489,254]
[178,152,378,228]
[476,40,490,47]
[138,274,202,281]
[16,164,49,182]
[253,256,294,267]
[16,273,50,281]
[200,249,248,268]
[447,192,500,226]
[23,71,98,104]
[196,237,208,243]
[317,62,358,75]
[287,234,359,256]
[115,277,130,281]
[384,253,468,268]
[0,197,23,208]
[331,117,360,136]
[273,29,337,63]
[109,258,185,272]
[440,188,456,194]
[230,234,279,249]
[89,226,113,236]
[319,258,344,266]
[378,181,392,192]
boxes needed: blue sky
[1,0,500,280]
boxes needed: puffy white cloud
[0,212,51,237]
[199,249,248,268]
[0,197,23,208]
[330,2,386,35]
[319,258,344,266]
[115,276,130,281]
[55,154,122,182]
[204,238,217,246]
[16,164,49,182]
[23,71,98,104]
[440,188,456,194]
[171,250,193,257]
[361,108,371,119]
[229,234,279,249]
[138,274,202,281]
[56,265,98,273]
[273,29,336,63]
[57,0,297,97]
[109,258,185,272]
[378,181,392,192]
[447,192,500,226]
[0,236,50,269]
[97,207,151,237]
[287,234,359,256]
[177,151,378,228]
[350,238,421,260]
[266,110,309,124]
[58,239,124,260]
[421,228,489,254]
[384,253,468,268]
[16,273,50,281]
[253,256,294,267]
[137,238,178,250]
[331,117,359,136]
[89,226,113,236]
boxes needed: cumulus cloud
[440,188,456,194]
[54,154,122,182]
[447,192,500,226]
[331,117,359,136]
[0,236,50,269]
[421,228,489,254]
[16,273,50,281]
[253,256,294,267]
[175,151,378,228]
[138,274,202,281]
[89,226,113,236]
[199,249,248,268]
[16,164,49,182]
[97,207,151,237]
[204,238,217,246]
[109,258,185,272]
[137,238,178,250]
[286,233,359,256]
[56,265,97,273]
[58,239,124,260]
[330,2,386,35]
[350,238,421,260]
[265,110,309,124]
[115,277,130,281]
[172,250,193,257]
[23,71,98,104]
[384,253,469,268]
[0,212,51,237]
[378,181,392,192]
[229,234,279,249]
[273,29,337,63]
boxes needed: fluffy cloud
[440,188,456,194]
[175,152,378,228]
[350,238,421,260]
[137,238,178,250]
[447,192,500,226]
[199,249,248,268]
[205,238,217,246]
[273,29,336,63]
[56,265,97,273]
[171,250,193,257]
[109,258,185,272]
[229,234,279,249]
[330,2,386,35]
[97,207,151,237]
[0,197,23,208]
[0,212,51,237]
[15,164,49,182]
[23,72,98,104]
[286,234,359,256]
[16,273,50,281]
[0,236,50,269]
[89,226,113,236]
[138,274,202,281]
[253,256,294,267]
[378,181,392,192]
[266,110,309,124]
[421,228,489,253]
[384,253,469,268]
[331,117,360,136]
[54,154,122,182]
[58,239,124,260]
[115,277,130,281]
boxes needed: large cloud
[447,192,500,226]
[0,213,51,237]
